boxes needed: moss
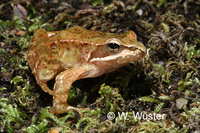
[1,0,200,132]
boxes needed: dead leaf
[10,28,26,36]
[13,4,27,21]
[176,98,188,109]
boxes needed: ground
[0,0,200,132]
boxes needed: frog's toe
[49,104,90,118]
[49,106,56,114]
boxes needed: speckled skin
[27,26,146,116]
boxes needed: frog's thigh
[35,58,60,98]
[35,57,59,95]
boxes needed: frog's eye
[106,38,122,54]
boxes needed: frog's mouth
[90,48,146,63]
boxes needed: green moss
[98,84,125,112]
[0,20,10,31]
[0,100,30,132]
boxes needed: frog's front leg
[49,67,91,117]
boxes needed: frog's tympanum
[27,26,146,116]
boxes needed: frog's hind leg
[36,79,60,98]
[49,67,91,118]
[34,56,61,98]
[28,29,60,99]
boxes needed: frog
[27,26,146,117]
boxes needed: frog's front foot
[49,103,90,118]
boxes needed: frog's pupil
[108,43,120,49]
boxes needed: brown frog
[27,26,146,116]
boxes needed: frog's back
[47,26,125,68]
[54,26,127,45]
